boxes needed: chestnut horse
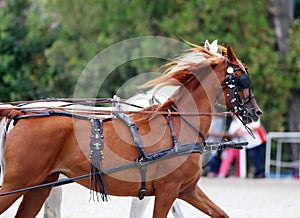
[0,44,262,218]
[0,40,219,218]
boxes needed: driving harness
[9,59,252,201]
[12,107,247,201]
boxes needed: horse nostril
[255,109,263,117]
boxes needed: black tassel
[90,165,108,202]
[89,118,108,202]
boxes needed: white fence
[265,132,300,178]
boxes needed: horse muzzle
[240,105,263,124]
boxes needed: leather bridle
[218,60,254,117]
[216,59,256,137]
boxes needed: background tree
[287,18,300,132]
[0,0,58,100]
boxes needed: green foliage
[287,18,300,90]
[130,0,288,130]
[0,0,295,131]
[0,0,58,100]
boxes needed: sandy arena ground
[2,178,300,218]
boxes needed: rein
[4,106,234,117]
[2,109,247,200]
[1,97,142,108]
[0,141,247,197]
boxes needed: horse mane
[0,109,23,123]
[140,42,224,89]
[135,42,226,121]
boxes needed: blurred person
[207,150,223,177]
[206,115,226,177]
[243,119,266,178]
[218,116,266,178]
[217,117,241,178]
[218,148,240,178]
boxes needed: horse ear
[227,45,237,61]
[204,40,210,50]
[210,40,218,54]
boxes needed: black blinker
[236,74,251,90]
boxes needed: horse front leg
[153,192,177,218]
[15,173,60,218]
[152,178,181,218]
[0,191,23,215]
[178,184,229,218]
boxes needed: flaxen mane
[0,109,23,123]
[140,42,225,89]
[138,43,225,113]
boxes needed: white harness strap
[0,118,13,186]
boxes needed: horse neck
[171,63,225,140]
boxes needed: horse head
[138,41,262,125]
[218,45,263,124]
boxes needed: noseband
[221,60,254,117]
